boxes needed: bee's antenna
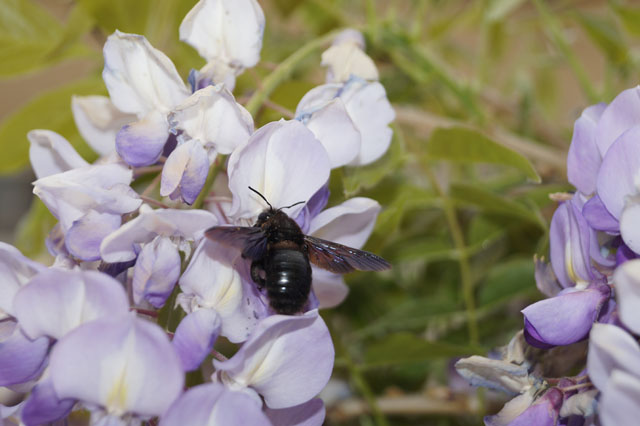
[248,186,273,209]
[282,200,305,210]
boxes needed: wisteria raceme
[456,85,640,425]
[0,1,394,425]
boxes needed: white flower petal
[28,130,89,179]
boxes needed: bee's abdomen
[265,248,312,314]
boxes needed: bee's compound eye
[258,212,270,222]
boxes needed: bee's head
[257,209,275,224]
[248,186,305,219]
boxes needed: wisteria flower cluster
[0,1,395,425]
[456,86,640,425]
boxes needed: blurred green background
[1,0,639,424]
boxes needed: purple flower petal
[299,99,361,168]
[522,286,610,348]
[172,309,221,371]
[160,139,210,205]
[309,197,380,249]
[600,370,640,426]
[295,185,330,233]
[595,86,640,156]
[103,31,189,116]
[566,103,606,195]
[21,377,75,426]
[65,211,122,261]
[0,243,46,319]
[178,239,268,343]
[213,310,334,409]
[549,195,602,288]
[101,207,218,262]
[179,0,265,68]
[582,195,619,233]
[28,130,89,179]
[613,259,640,334]
[168,84,253,155]
[72,95,136,156]
[50,314,184,418]
[227,120,331,220]
[534,257,562,298]
[33,163,141,233]
[617,241,639,265]
[596,124,640,219]
[116,111,170,167]
[505,388,562,426]
[0,321,49,386]
[265,398,326,426]
[311,268,349,309]
[132,236,181,307]
[160,383,271,426]
[13,269,129,340]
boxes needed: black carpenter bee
[205,187,391,314]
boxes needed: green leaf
[485,0,526,23]
[478,258,537,307]
[363,333,482,368]
[0,78,104,174]
[0,0,94,76]
[612,3,640,37]
[425,127,541,182]
[14,198,56,259]
[575,12,629,66]
[449,183,545,228]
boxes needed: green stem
[245,29,344,116]
[192,155,227,210]
[345,355,389,426]
[424,167,479,346]
[532,0,599,102]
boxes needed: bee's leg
[250,260,266,290]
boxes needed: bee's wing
[304,235,391,274]
[205,226,267,260]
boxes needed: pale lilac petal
[321,43,378,83]
[503,388,562,426]
[65,211,122,261]
[522,286,610,347]
[179,239,267,343]
[600,370,640,426]
[214,310,334,408]
[534,257,562,298]
[72,96,137,156]
[195,60,237,90]
[567,103,606,195]
[168,85,253,155]
[0,243,46,319]
[179,0,265,68]
[294,185,330,233]
[595,86,640,156]
[454,355,532,396]
[613,259,640,334]
[265,398,325,426]
[0,321,48,386]
[132,236,181,307]
[116,111,170,167]
[549,195,602,288]
[50,314,184,417]
[103,31,189,116]
[587,323,640,391]
[227,120,331,220]
[160,139,210,205]
[620,198,640,254]
[100,207,218,262]
[308,197,380,248]
[33,163,141,232]
[596,125,640,219]
[311,268,348,309]
[13,269,129,340]
[300,99,361,168]
[172,309,221,371]
[582,195,619,233]
[28,130,89,179]
[483,391,535,426]
[160,383,271,426]
[21,377,75,426]
[559,389,597,418]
